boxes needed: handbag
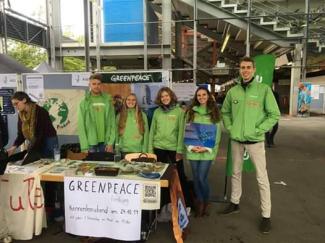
[131,153,157,163]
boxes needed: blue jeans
[41,136,59,158]
[189,160,212,202]
[89,143,106,153]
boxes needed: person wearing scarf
[7,92,58,158]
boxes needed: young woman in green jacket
[149,87,185,162]
[185,87,222,217]
[116,93,149,157]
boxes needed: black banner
[102,72,163,83]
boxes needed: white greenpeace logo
[255,75,263,83]
[243,150,250,160]
[111,74,151,82]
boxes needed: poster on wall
[26,75,44,101]
[0,89,15,114]
[297,82,312,115]
[172,82,196,101]
[71,73,91,87]
[42,89,85,135]
[311,85,320,100]
[132,83,162,108]
[64,177,142,241]
[0,74,17,88]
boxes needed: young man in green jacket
[221,56,280,234]
[78,73,115,153]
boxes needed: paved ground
[16,116,325,243]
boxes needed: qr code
[144,184,157,198]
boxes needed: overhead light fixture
[221,33,230,53]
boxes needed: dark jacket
[14,105,57,153]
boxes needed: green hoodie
[148,105,185,153]
[221,78,280,142]
[116,109,149,153]
[78,91,116,151]
[185,106,222,161]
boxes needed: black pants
[266,122,279,146]
[154,148,187,182]
[154,148,189,206]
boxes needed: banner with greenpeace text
[64,177,142,241]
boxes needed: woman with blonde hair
[116,93,149,156]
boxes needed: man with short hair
[221,56,280,234]
[78,73,115,153]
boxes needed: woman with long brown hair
[116,93,149,156]
[7,91,58,158]
[185,86,222,217]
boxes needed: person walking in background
[266,87,280,147]
[184,87,221,217]
[78,73,115,153]
[221,56,280,234]
[7,91,58,158]
[116,93,149,157]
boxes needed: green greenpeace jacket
[221,78,280,142]
[148,105,185,154]
[78,91,116,151]
[185,106,222,161]
[116,109,149,153]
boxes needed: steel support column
[289,44,302,116]
[162,0,172,71]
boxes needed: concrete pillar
[289,44,302,116]
[162,0,171,70]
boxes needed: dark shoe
[202,202,210,216]
[260,217,271,234]
[195,202,204,217]
[222,203,239,215]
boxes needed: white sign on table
[64,177,142,241]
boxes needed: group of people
[5,56,280,234]
[77,73,222,219]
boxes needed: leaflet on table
[5,160,54,174]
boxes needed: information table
[1,159,186,242]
